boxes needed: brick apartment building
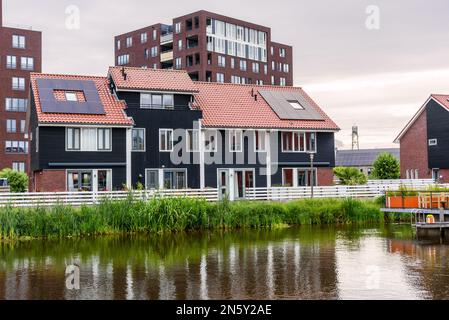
[0,0,42,173]
[114,10,293,86]
[395,95,449,183]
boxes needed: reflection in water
[0,225,448,300]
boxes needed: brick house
[395,94,449,182]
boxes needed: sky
[3,0,449,149]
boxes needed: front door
[218,169,230,200]
[432,169,440,182]
[67,169,112,192]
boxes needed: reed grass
[0,197,397,240]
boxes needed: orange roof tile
[108,66,199,93]
[30,73,133,126]
[194,82,340,131]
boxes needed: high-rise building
[0,0,42,173]
[114,10,293,86]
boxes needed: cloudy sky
[3,0,449,149]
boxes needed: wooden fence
[0,179,442,208]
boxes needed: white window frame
[6,119,17,133]
[175,22,182,34]
[12,35,25,49]
[12,77,25,91]
[66,127,112,152]
[229,129,243,152]
[65,92,78,102]
[159,129,174,152]
[132,128,146,152]
[12,162,25,173]
[204,130,218,152]
[254,130,266,152]
[21,57,34,70]
[6,55,16,69]
[186,129,199,152]
[141,32,148,43]
[281,131,317,153]
[97,128,112,151]
[429,139,438,146]
[126,36,133,47]
[282,168,318,187]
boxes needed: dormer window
[288,100,305,110]
[65,92,78,102]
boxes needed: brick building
[0,0,42,173]
[114,10,293,86]
[395,95,449,182]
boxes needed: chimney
[121,67,127,81]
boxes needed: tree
[333,167,368,185]
[0,168,28,193]
[371,153,400,180]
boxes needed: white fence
[366,179,435,185]
[0,179,442,208]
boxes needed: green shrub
[0,168,28,193]
[334,167,368,185]
[371,153,400,180]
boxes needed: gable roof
[394,94,449,143]
[193,82,339,130]
[336,148,400,167]
[108,66,199,93]
[30,73,133,126]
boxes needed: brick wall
[33,170,66,192]
[317,167,334,186]
[399,110,431,179]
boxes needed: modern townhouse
[395,94,449,183]
[29,67,339,195]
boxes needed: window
[20,120,26,133]
[163,170,187,189]
[252,62,259,73]
[12,77,25,91]
[67,128,80,150]
[280,48,286,57]
[288,100,304,110]
[97,128,111,151]
[271,76,275,85]
[81,128,97,151]
[204,130,217,152]
[126,36,133,47]
[415,169,419,179]
[231,75,241,84]
[35,127,39,152]
[6,119,16,133]
[117,54,129,65]
[256,80,264,85]
[178,39,183,51]
[175,57,182,69]
[186,129,199,152]
[282,168,317,187]
[117,40,121,50]
[280,77,286,86]
[141,32,148,43]
[21,57,34,70]
[159,129,173,152]
[229,130,243,152]
[272,61,276,71]
[140,93,174,109]
[218,55,226,67]
[5,141,28,154]
[153,29,158,40]
[163,94,174,109]
[6,56,16,69]
[240,60,247,71]
[151,46,158,57]
[132,129,145,151]
[216,73,225,83]
[6,98,27,112]
[145,170,159,189]
[429,139,438,146]
[254,131,266,152]
[153,63,158,69]
[264,64,268,75]
[230,58,235,69]
[175,22,182,34]
[12,162,25,173]
[281,132,317,152]
[12,35,25,49]
[65,92,78,102]
[283,63,290,73]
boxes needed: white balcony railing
[160,51,173,62]
[160,33,173,44]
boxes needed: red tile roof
[108,66,199,93]
[30,73,133,126]
[194,82,340,130]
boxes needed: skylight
[65,92,78,102]
[288,100,304,110]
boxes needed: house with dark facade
[114,10,293,86]
[395,94,449,182]
[29,67,339,195]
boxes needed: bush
[385,184,418,197]
[371,153,400,179]
[333,167,368,185]
[0,168,28,193]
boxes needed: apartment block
[115,10,293,86]
[0,0,42,173]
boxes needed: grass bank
[0,197,401,240]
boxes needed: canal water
[0,224,448,300]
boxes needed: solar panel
[258,90,324,121]
[36,78,106,115]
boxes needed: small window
[288,100,304,110]
[204,130,218,152]
[186,129,199,152]
[229,130,243,152]
[65,92,78,102]
[132,129,145,151]
[159,129,173,152]
[429,139,438,146]
[97,128,111,151]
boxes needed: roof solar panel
[36,78,106,115]
[258,90,324,121]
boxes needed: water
[0,224,448,300]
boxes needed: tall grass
[0,197,392,240]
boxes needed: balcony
[160,33,173,45]
[160,51,173,63]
